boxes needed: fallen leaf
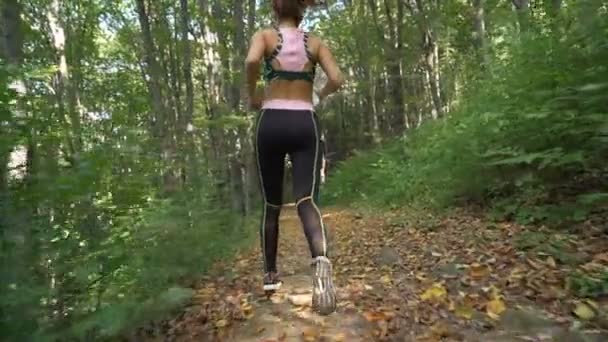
[215,319,228,328]
[288,293,311,306]
[508,267,525,282]
[383,310,396,320]
[584,299,599,310]
[486,297,506,320]
[593,252,608,264]
[364,311,387,322]
[241,302,254,319]
[332,332,346,341]
[302,327,319,342]
[526,258,544,270]
[462,293,482,308]
[469,263,490,280]
[378,319,389,337]
[421,283,447,302]
[380,274,392,284]
[430,320,453,338]
[415,273,428,282]
[455,304,475,320]
[573,302,596,320]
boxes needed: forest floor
[142,206,608,342]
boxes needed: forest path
[150,206,608,342]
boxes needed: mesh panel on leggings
[262,205,281,273]
[297,199,325,258]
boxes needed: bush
[325,8,608,225]
[1,188,254,342]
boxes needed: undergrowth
[325,13,608,227]
[2,192,256,342]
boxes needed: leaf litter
[137,206,608,341]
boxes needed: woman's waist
[262,98,313,111]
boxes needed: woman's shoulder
[260,26,292,34]
[252,27,278,40]
[304,32,325,50]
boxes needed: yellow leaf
[455,304,475,320]
[241,302,254,319]
[332,333,346,342]
[584,299,599,310]
[215,319,228,328]
[573,302,596,320]
[421,283,447,301]
[486,297,506,320]
[380,275,392,284]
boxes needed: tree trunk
[230,0,247,216]
[405,0,444,119]
[512,0,531,35]
[472,0,489,67]
[135,0,177,194]
[180,0,195,185]
[196,0,226,205]
[0,0,23,194]
[382,0,405,133]
[47,0,82,160]
[247,0,256,37]
[396,0,409,130]
[548,0,562,36]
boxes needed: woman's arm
[245,30,266,109]
[316,40,344,101]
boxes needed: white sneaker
[311,256,337,315]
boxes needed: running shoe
[311,256,337,315]
[263,271,282,292]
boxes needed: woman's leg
[255,110,286,287]
[290,111,336,315]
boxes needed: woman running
[244,0,343,315]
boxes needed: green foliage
[513,230,580,265]
[2,184,254,341]
[2,183,254,341]
[1,9,256,341]
[568,271,608,298]
[326,2,608,227]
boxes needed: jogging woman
[244,0,343,315]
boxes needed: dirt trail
[148,206,608,342]
[219,208,375,342]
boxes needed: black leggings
[255,108,327,273]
